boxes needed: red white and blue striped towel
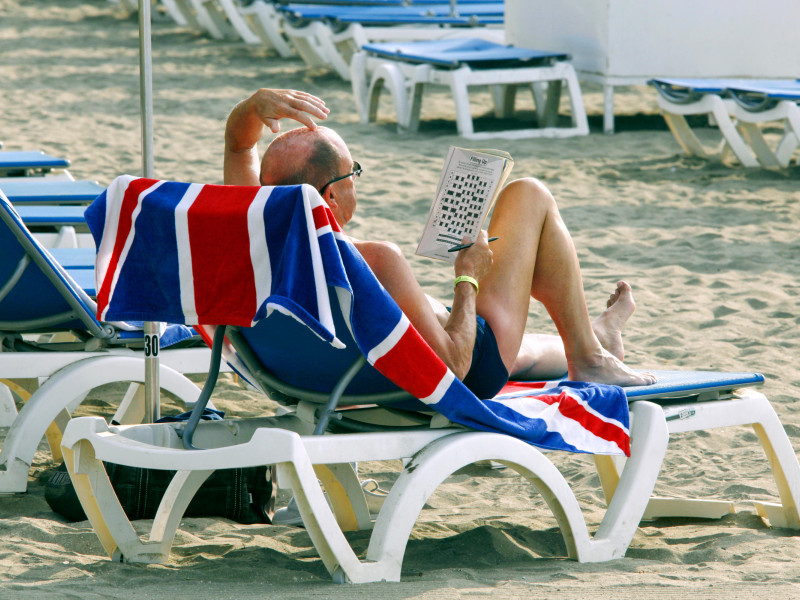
[85,176,630,455]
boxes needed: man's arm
[355,233,492,380]
[224,88,329,186]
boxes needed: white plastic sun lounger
[59,178,800,583]
[650,78,800,168]
[279,2,504,80]
[61,337,800,581]
[352,38,589,139]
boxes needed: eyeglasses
[319,161,362,195]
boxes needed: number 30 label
[144,334,159,357]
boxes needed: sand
[1,1,800,598]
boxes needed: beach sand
[1,1,800,597]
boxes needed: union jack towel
[85,176,630,455]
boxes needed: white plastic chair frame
[62,381,800,582]
[728,92,800,169]
[62,398,667,583]
[237,0,295,56]
[653,92,760,167]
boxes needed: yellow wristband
[454,275,479,294]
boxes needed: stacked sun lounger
[650,78,800,168]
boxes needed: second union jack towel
[85,175,630,455]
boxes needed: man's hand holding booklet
[416,146,514,262]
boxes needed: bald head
[260,126,346,190]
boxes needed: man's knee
[498,177,557,212]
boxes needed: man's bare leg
[510,281,637,380]
[476,178,654,387]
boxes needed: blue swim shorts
[461,315,509,399]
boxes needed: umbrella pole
[139,0,159,423]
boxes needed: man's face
[325,140,359,226]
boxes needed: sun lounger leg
[314,463,371,531]
[148,469,214,550]
[407,79,425,132]
[491,84,515,119]
[364,431,597,576]
[542,80,563,128]
[603,84,615,134]
[350,52,369,123]
[0,384,17,428]
[657,95,759,166]
[563,67,589,134]
[239,1,293,57]
[277,457,369,583]
[775,131,799,167]
[216,0,260,44]
[63,440,154,560]
[191,0,229,40]
[749,409,800,529]
[642,391,800,528]
[737,122,782,168]
[448,68,475,137]
[587,401,668,559]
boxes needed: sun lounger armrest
[727,88,780,112]
[649,79,706,104]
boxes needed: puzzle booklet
[416,146,513,262]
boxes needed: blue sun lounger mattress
[0,150,70,176]
[650,78,800,105]
[16,205,87,228]
[362,38,569,69]
[623,370,763,403]
[281,2,504,21]
[0,179,104,205]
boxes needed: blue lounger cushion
[281,2,503,21]
[362,38,569,69]
[49,248,96,270]
[725,81,800,111]
[284,0,502,5]
[624,370,763,402]
[0,150,70,172]
[339,14,503,25]
[649,78,799,104]
[0,179,104,204]
[16,205,87,227]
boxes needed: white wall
[506,0,800,80]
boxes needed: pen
[447,237,499,252]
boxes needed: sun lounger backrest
[0,190,107,336]
[233,284,412,402]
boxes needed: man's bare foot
[568,348,656,387]
[592,281,636,361]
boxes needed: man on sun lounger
[223,88,655,394]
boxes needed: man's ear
[324,188,337,208]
